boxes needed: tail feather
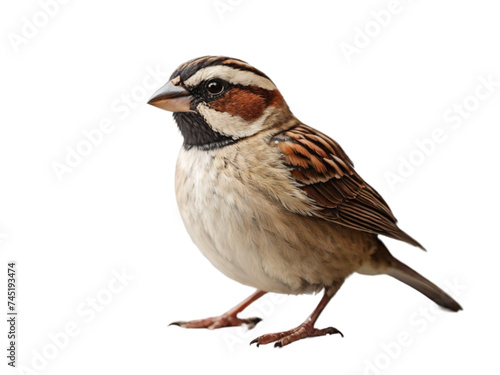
[387,257,462,312]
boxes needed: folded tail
[387,257,462,312]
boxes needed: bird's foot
[170,314,262,330]
[250,323,343,348]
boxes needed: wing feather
[274,124,424,249]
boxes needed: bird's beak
[147,80,194,112]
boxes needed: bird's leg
[170,289,266,330]
[250,283,344,347]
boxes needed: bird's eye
[206,79,225,95]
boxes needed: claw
[246,317,262,329]
[328,327,344,337]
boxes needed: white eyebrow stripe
[183,65,276,90]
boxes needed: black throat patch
[173,112,239,151]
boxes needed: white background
[1,0,499,374]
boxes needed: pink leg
[170,290,266,330]
[250,285,343,347]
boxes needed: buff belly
[175,146,376,294]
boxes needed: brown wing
[274,124,424,249]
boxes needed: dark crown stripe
[170,56,270,82]
[221,63,270,79]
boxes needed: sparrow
[148,56,462,348]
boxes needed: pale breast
[174,142,377,294]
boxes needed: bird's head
[148,56,291,150]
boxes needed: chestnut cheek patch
[210,87,284,122]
